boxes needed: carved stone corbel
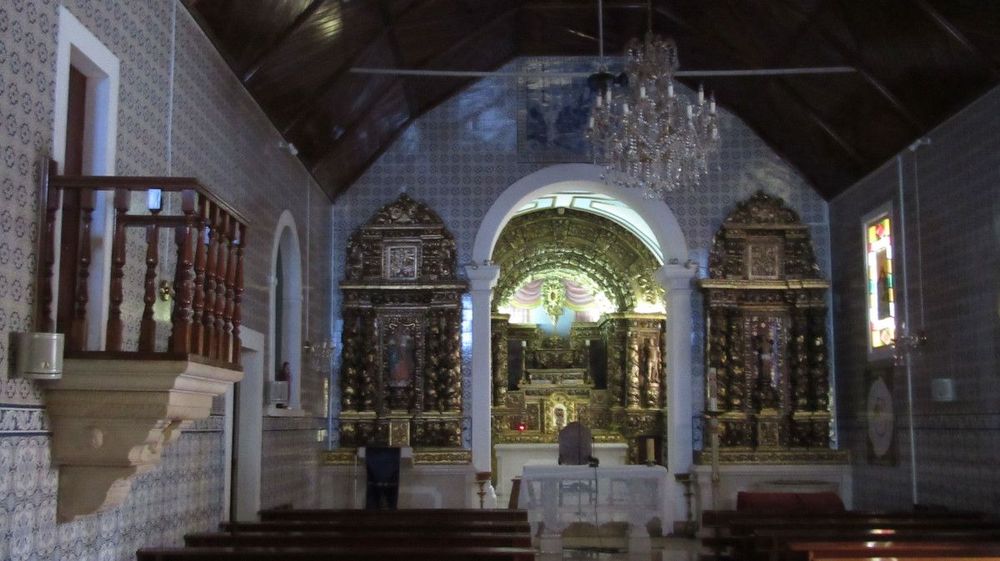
[44,357,241,521]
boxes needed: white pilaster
[655,263,697,526]
[465,263,501,473]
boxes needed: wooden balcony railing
[37,161,248,369]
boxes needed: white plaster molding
[472,164,689,264]
[44,358,242,521]
[465,263,500,473]
[656,263,697,525]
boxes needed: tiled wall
[0,1,331,560]
[331,57,831,445]
[830,85,1000,513]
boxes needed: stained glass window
[865,212,896,355]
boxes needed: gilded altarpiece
[337,195,468,459]
[491,314,665,463]
[698,192,845,464]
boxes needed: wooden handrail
[36,161,246,369]
[50,174,250,227]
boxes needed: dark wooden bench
[759,529,1000,561]
[185,530,531,548]
[701,510,996,561]
[787,540,1000,561]
[137,545,536,561]
[219,519,532,533]
[258,508,528,522]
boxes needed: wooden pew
[787,540,1000,561]
[258,507,528,523]
[758,529,1000,561]
[185,530,532,548]
[137,545,536,561]
[219,519,532,533]
[701,510,997,561]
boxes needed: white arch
[468,163,696,525]
[269,210,304,410]
[472,164,689,264]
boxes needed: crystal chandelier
[587,32,721,198]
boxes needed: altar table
[517,464,670,553]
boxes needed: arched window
[269,211,303,411]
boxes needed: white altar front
[518,464,670,554]
[493,442,628,507]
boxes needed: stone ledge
[44,357,242,521]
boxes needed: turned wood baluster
[201,203,219,357]
[68,189,96,350]
[36,161,60,332]
[169,190,197,354]
[221,216,237,364]
[211,213,231,360]
[190,199,209,355]
[105,188,130,351]
[138,225,159,352]
[231,223,245,367]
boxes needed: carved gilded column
[340,311,361,411]
[445,309,462,412]
[491,315,509,405]
[625,332,642,409]
[361,310,377,411]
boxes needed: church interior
[0,1,998,560]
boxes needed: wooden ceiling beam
[913,0,1000,78]
[324,24,519,200]
[378,0,416,116]
[242,0,325,83]
[790,0,926,133]
[677,3,866,168]
[278,0,443,135]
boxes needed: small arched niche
[269,211,303,411]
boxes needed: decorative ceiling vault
[185,0,1000,201]
[491,208,662,313]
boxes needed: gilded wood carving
[699,191,844,464]
[338,195,466,451]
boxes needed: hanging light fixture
[587,1,720,198]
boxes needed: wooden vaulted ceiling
[184,0,1000,201]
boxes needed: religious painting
[865,367,897,465]
[516,58,602,163]
[383,243,419,281]
[746,237,784,280]
[384,323,418,388]
[863,205,896,360]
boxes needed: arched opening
[269,211,304,411]
[469,163,696,524]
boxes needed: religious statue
[643,339,661,408]
[752,327,780,409]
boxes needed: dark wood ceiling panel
[518,2,646,56]
[246,1,384,123]
[185,0,1000,201]
[311,82,412,197]
[391,4,515,67]
[183,0,313,72]
[922,0,1000,71]
[283,41,401,162]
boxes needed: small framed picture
[383,244,419,281]
[745,237,783,280]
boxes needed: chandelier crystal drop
[587,33,721,198]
